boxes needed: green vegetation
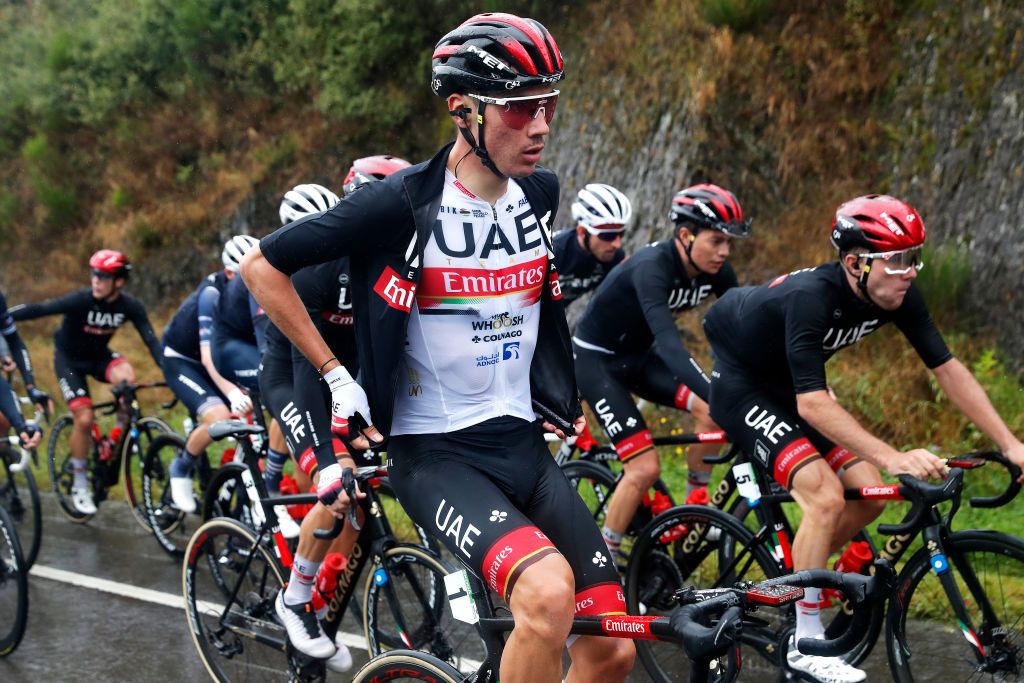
[698,0,775,31]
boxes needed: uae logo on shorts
[754,440,770,465]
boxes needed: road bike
[349,554,889,682]
[182,458,481,682]
[624,462,1024,682]
[46,381,174,527]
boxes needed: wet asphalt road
[2,493,901,682]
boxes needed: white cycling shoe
[71,486,98,515]
[325,634,353,672]
[786,635,866,683]
[275,592,336,660]
[170,476,198,513]
[274,505,301,539]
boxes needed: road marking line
[28,564,368,651]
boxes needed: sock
[686,470,712,498]
[71,457,89,488]
[601,525,623,557]
[171,447,199,478]
[795,587,824,643]
[264,448,289,493]
[284,553,321,606]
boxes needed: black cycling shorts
[388,416,626,615]
[212,335,261,392]
[708,358,861,489]
[54,346,126,411]
[260,345,361,474]
[161,352,226,418]
[574,342,705,462]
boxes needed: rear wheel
[0,505,28,656]
[143,432,198,557]
[122,415,173,530]
[183,517,288,681]
[626,505,783,683]
[0,448,42,569]
[363,545,486,673]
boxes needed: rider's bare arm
[797,389,946,479]
[932,357,1024,479]
[241,247,336,373]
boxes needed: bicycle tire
[351,649,462,683]
[122,415,173,530]
[885,529,1024,683]
[0,504,28,656]
[200,461,255,527]
[0,449,42,569]
[182,517,288,682]
[363,544,486,673]
[626,504,784,683]
[142,432,192,557]
[46,414,92,523]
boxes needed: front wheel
[46,414,93,523]
[352,650,462,683]
[182,517,288,682]
[363,544,486,673]
[0,449,42,569]
[885,530,1024,683]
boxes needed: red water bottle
[834,540,873,574]
[823,541,873,604]
[312,553,348,619]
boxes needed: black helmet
[670,184,751,238]
[431,13,564,97]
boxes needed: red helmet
[342,155,412,195]
[670,184,751,238]
[89,249,132,278]
[831,195,925,253]
[431,13,564,97]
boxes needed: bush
[698,0,775,31]
[914,241,972,320]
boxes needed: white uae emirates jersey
[390,171,548,434]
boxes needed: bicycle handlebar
[313,467,362,540]
[876,469,963,536]
[949,451,1022,508]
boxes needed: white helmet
[279,183,340,225]
[571,183,633,230]
[222,235,258,273]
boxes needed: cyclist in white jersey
[242,13,635,682]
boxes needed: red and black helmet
[89,249,132,278]
[830,194,925,253]
[431,13,564,97]
[342,155,412,195]
[670,184,751,238]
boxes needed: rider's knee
[510,556,575,642]
[201,404,231,424]
[571,637,635,680]
[72,407,95,429]
[624,450,660,488]
[794,466,845,522]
